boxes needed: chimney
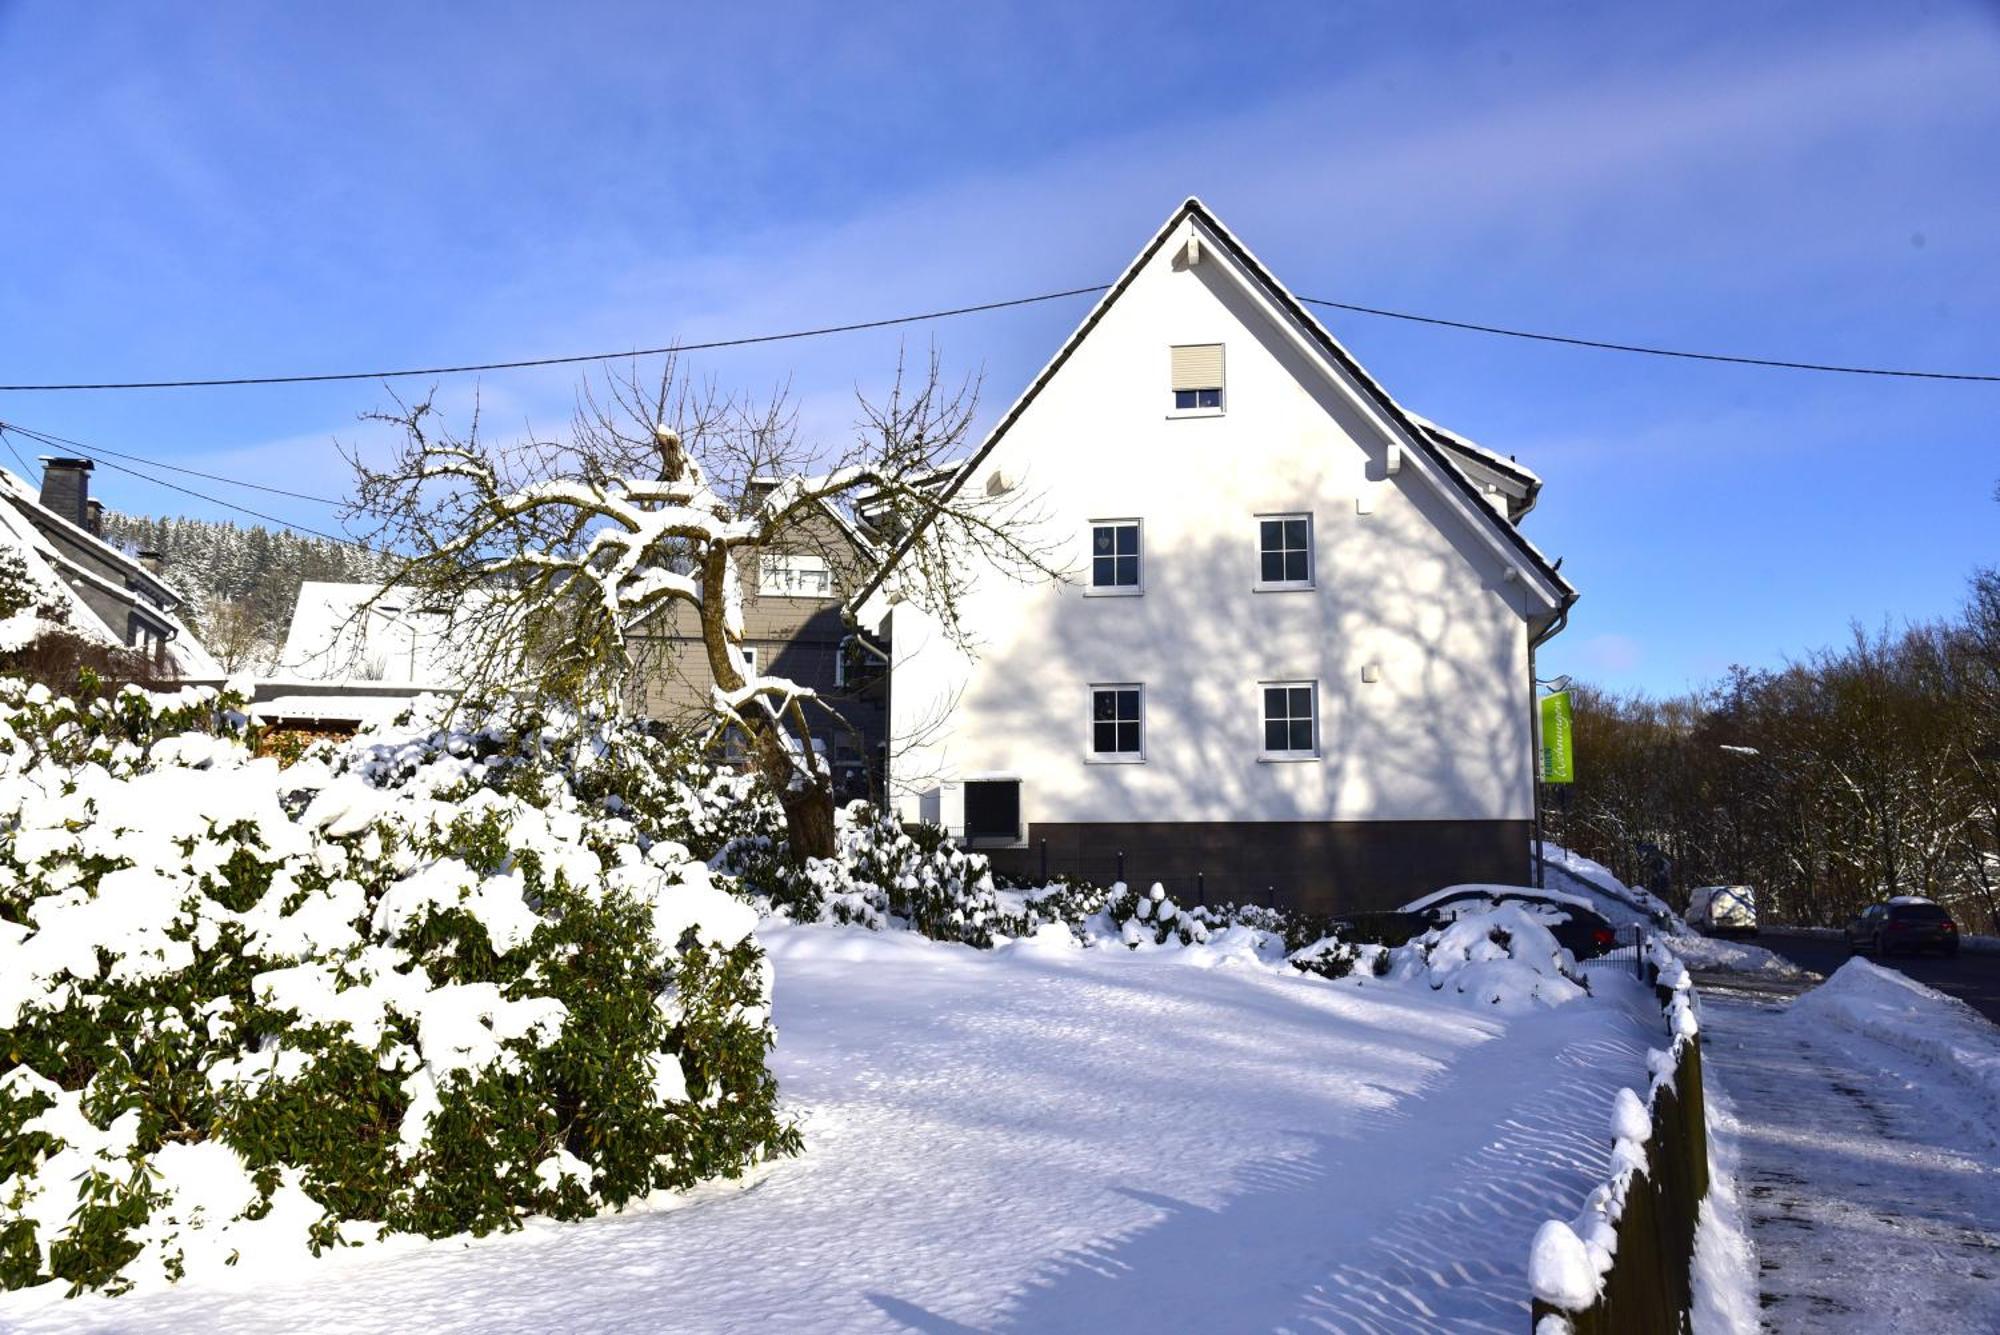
[86,499,104,537]
[138,550,165,576]
[37,457,92,528]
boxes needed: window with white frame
[1088,520,1142,592]
[1261,682,1318,758]
[1170,343,1224,411]
[739,646,759,676]
[1089,684,1144,760]
[1256,515,1313,589]
[757,552,832,598]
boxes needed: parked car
[1844,898,1960,958]
[1399,885,1621,960]
[1685,885,1758,938]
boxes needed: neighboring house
[0,457,221,678]
[855,198,1578,912]
[629,486,887,801]
[266,580,461,732]
[278,581,457,686]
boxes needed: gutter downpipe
[1528,599,1574,890]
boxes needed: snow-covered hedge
[0,686,797,1297]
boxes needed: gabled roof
[851,198,1578,623]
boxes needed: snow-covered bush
[1383,904,1589,1012]
[728,804,1005,946]
[1287,935,1391,981]
[835,804,1004,945]
[981,877,1296,951]
[0,686,797,1297]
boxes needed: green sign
[1541,690,1575,784]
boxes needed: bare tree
[344,350,1058,859]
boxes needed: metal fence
[1578,924,1647,975]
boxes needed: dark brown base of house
[981,819,1534,916]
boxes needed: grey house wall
[632,510,884,799]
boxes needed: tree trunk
[779,779,838,862]
[751,726,838,861]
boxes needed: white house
[855,199,1577,912]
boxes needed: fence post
[1196,871,1205,906]
[1039,838,1047,883]
[1116,849,1126,883]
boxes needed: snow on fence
[1528,939,1709,1335]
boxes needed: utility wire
[0,422,371,549]
[0,420,347,506]
[0,286,1114,391]
[1296,297,2000,383]
[0,283,1992,392]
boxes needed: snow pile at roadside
[1386,903,1589,1012]
[1688,1066,1759,1335]
[1789,959,2000,1142]
[1668,934,1807,979]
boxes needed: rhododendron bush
[0,684,796,1296]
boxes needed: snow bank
[1789,959,2000,1142]
[1688,1066,1758,1335]
[1668,934,1806,979]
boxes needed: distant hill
[101,512,400,671]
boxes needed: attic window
[758,553,831,598]
[1170,344,1224,413]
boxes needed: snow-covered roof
[1402,413,1541,487]
[278,581,461,686]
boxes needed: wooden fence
[1529,945,1710,1333]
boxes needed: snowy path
[7,928,1657,1334]
[1700,990,2000,1331]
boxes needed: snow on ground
[1689,1069,1758,1335]
[1669,935,1809,979]
[5,925,1662,1334]
[1699,970,2000,1331]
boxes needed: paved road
[1753,928,2000,1026]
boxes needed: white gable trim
[851,198,1576,622]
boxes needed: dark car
[1845,899,1960,958]
[1399,886,1622,961]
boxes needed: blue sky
[1,1,1995,696]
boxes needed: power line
[0,420,347,506]
[0,286,1114,392]
[1296,297,2000,383]
[0,422,371,549]
[0,283,1991,392]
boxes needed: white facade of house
[868,200,1574,906]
